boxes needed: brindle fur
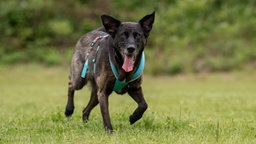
[65,12,155,132]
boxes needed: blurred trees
[0,0,255,74]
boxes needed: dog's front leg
[97,90,113,132]
[96,71,113,132]
[128,86,148,124]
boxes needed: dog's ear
[101,15,121,38]
[139,11,155,38]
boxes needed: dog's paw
[65,107,74,118]
[129,115,137,125]
[82,115,89,123]
[104,126,114,134]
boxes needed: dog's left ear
[139,11,155,38]
[101,15,121,38]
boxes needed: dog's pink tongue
[122,56,134,72]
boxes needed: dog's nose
[127,47,135,54]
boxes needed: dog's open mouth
[122,55,135,72]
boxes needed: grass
[0,64,255,143]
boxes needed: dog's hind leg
[82,85,99,122]
[65,82,75,118]
[128,86,148,124]
[65,50,86,119]
[65,78,86,119]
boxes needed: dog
[65,11,155,132]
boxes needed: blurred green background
[0,0,255,75]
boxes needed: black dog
[65,11,155,132]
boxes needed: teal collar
[109,52,145,93]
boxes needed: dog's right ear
[101,15,121,38]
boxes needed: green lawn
[0,65,255,143]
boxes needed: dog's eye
[122,32,129,38]
[133,32,140,38]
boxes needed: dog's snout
[127,47,135,54]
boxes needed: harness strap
[81,59,89,78]
[81,35,109,78]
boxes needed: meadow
[0,65,255,143]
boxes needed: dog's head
[101,12,155,72]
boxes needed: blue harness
[81,35,145,93]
